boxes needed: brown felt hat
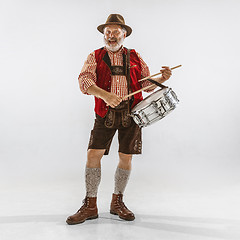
[97,14,132,37]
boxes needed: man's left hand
[160,66,172,82]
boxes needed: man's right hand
[86,84,122,108]
[102,92,122,108]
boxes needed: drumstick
[138,65,182,82]
[123,65,182,100]
[123,84,155,100]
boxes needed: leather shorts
[88,102,142,155]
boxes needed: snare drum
[131,87,179,128]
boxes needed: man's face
[104,25,126,52]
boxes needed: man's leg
[114,152,132,194]
[66,149,105,225]
[110,152,135,221]
[85,149,105,197]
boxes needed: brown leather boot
[66,197,98,225]
[110,193,135,221]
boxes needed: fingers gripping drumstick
[123,65,182,100]
[138,65,182,82]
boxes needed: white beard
[104,34,125,52]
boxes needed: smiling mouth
[108,39,117,44]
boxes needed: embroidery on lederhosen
[133,127,142,153]
[133,139,142,153]
[121,110,132,128]
[111,66,125,76]
[104,110,115,128]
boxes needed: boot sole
[66,214,98,225]
[110,211,135,221]
[110,210,118,215]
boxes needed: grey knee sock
[85,167,101,197]
[114,167,131,194]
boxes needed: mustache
[107,37,117,41]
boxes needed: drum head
[132,88,169,111]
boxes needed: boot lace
[77,198,89,213]
[117,195,128,210]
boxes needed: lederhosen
[87,48,142,155]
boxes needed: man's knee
[119,152,132,163]
[118,152,132,170]
[87,149,105,168]
[88,149,105,159]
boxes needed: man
[66,14,172,225]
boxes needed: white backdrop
[1,0,240,192]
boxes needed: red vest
[94,47,143,117]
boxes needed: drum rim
[132,87,170,112]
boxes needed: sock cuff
[85,167,101,175]
[116,167,131,175]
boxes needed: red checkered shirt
[78,46,153,97]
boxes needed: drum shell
[131,88,179,128]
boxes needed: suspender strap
[146,78,167,89]
[126,49,131,114]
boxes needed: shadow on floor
[0,213,240,239]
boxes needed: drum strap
[147,78,167,89]
[126,49,131,114]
